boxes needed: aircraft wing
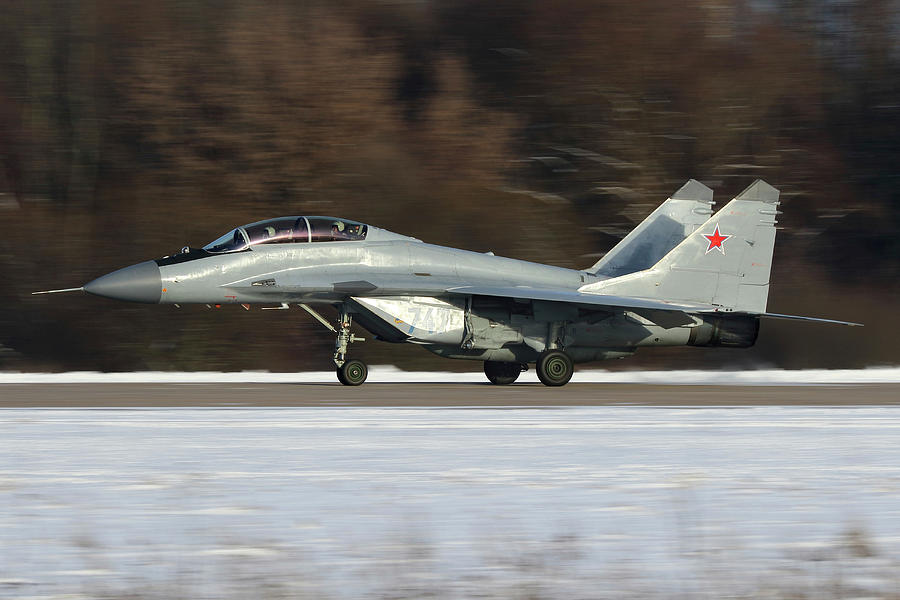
[446,284,714,311]
[445,285,863,327]
[445,284,720,327]
[227,276,716,327]
[233,275,717,312]
[227,277,861,328]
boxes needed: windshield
[204,218,309,253]
[204,228,249,253]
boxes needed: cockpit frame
[203,217,368,254]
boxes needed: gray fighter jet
[35,180,861,385]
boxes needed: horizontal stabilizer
[759,312,863,327]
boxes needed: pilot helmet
[264,226,276,238]
[332,221,345,232]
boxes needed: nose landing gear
[299,303,368,386]
[333,308,367,385]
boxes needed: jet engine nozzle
[83,261,162,304]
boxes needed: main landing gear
[536,349,574,386]
[483,351,573,386]
[299,303,367,386]
[484,361,525,385]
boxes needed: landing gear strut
[299,303,367,386]
[332,306,367,386]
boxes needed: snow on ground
[1,366,900,385]
[2,406,900,598]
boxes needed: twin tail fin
[581,180,780,314]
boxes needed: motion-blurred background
[2,0,897,372]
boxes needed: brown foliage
[1,0,898,370]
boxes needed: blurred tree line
[1,0,897,371]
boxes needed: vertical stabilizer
[580,180,781,313]
[589,180,714,277]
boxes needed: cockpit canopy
[204,217,368,253]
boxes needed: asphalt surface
[1,383,898,407]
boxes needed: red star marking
[703,225,731,254]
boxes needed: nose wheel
[337,359,368,386]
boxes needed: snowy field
[3,406,900,599]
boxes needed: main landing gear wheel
[536,350,574,387]
[337,359,368,386]
[484,361,523,385]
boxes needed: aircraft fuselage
[151,240,594,306]
[84,236,756,369]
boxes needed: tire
[337,359,368,386]
[536,350,574,387]
[484,361,522,385]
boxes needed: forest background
[1,0,897,372]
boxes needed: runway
[1,382,898,407]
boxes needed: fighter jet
[35,179,860,386]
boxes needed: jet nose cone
[84,261,162,303]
